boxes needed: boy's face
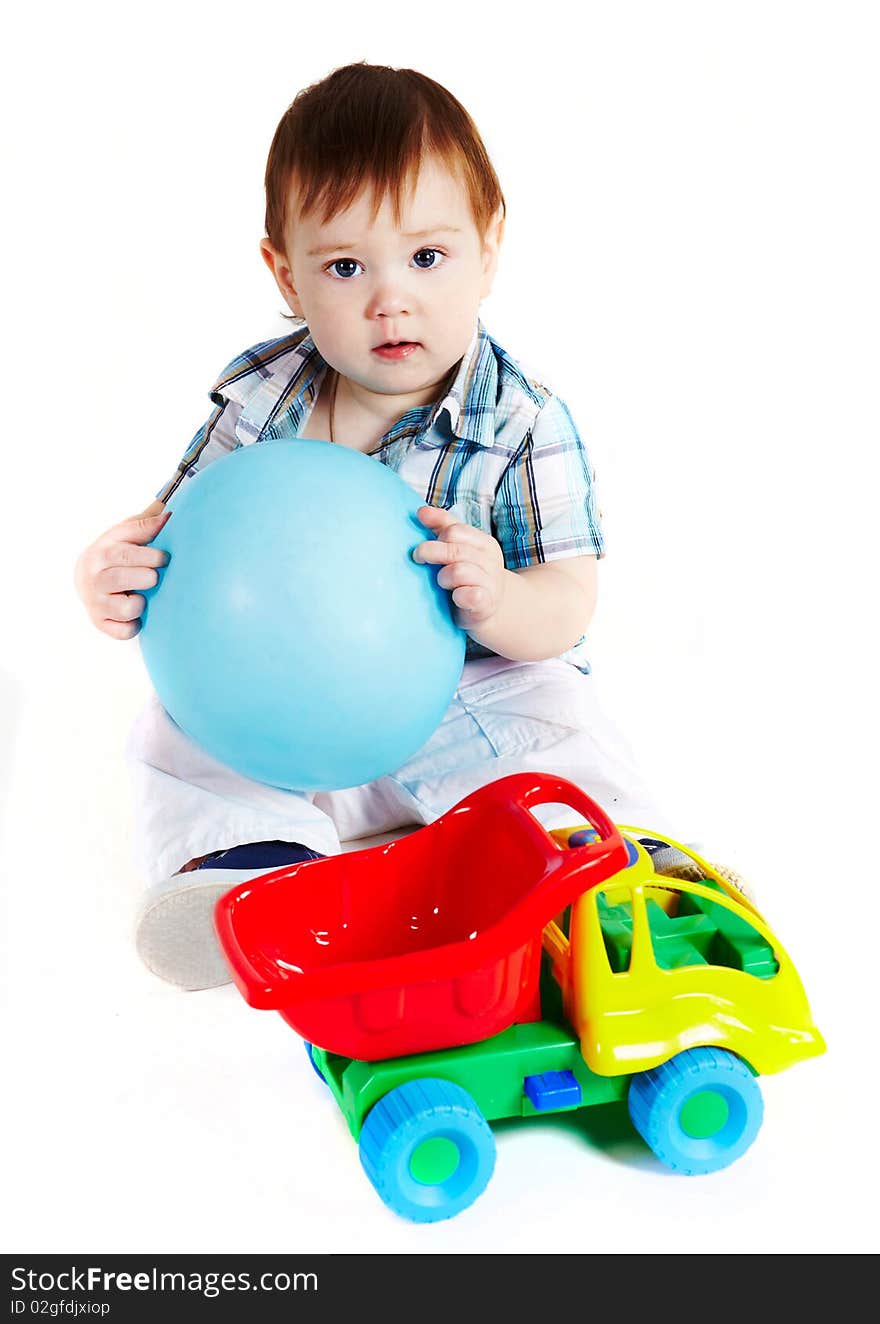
[260,155,503,402]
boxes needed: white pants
[125,656,679,887]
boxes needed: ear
[259,238,305,318]
[479,207,505,300]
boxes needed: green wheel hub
[408,1136,461,1185]
[679,1089,730,1138]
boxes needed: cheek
[299,266,345,300]
[305,283,354,325]
[429,269,483,323]
[302,274,331,303]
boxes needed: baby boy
[74,62,676,990]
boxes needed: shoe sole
[134,868,271,991]
[646,845,755,902]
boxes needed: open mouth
[372,342,420,358]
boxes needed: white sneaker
[134,867,273,992]
[638,837,756,903]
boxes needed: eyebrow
[306,225,463,257]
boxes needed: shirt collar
[428,320,498,449]
[290,319,498,450]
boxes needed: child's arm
[415,387,605,661]
[74,502,170,639]
[414,505,597,661]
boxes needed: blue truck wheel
[628,1046,764,1175]
[359,1078,496,1223]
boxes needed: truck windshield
[597,881,778,978]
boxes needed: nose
[364,274,411,320]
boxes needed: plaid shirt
[157,320,605,671]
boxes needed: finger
[435,520,484,547]
[436,561,491,593]
[101,617,141,641]
[111,509,172,548]
[102,592,146,623]
[95,565,161,594]
[96,541,170,575]
[416,504,457,530]
[452,584,492,615]
[413,533,484,565]
[413,539,454,565]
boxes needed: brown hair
[264,62,506,252]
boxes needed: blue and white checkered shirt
[157,320,605,671]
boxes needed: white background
[2,0,878,1257]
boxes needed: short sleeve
[492,394,605,569]
[155,386,243,504]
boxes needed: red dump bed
[214,772,628,1060]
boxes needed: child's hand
[414,505,507,630]
[74,508,171,640]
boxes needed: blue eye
[325,249,445,279]
[327,258,363,279]
[412,248,444,270]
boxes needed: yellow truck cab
[544,832,825,1079]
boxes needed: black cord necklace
[328,368,339,444]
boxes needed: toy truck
[215,773,824,1223]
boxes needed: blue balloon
[139,439,465,790]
